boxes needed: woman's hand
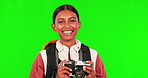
[84,61,96,78]
[56,60,72,78]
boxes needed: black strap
[45,43,58,78]
[45,43,91,78]
[81,44,91,61]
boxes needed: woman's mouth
[62,30,73,35]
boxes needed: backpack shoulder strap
[45,43,58,78]
[80,44,92,61]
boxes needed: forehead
[55,10,77,20]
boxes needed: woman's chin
[61,37,75,41]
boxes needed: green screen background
[0,0,148,78]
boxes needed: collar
[56,39,81,53]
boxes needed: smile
[62,30,73,35]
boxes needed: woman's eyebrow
[69,17,76,19]
[57,18,64,20]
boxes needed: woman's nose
[65,22,70,28]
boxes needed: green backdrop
[0,0,148,78]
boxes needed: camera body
[63,60,91,78]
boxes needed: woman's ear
[77,22,81,30]
[52,23,57,31]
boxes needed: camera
[63,60,91,78]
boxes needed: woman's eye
[69,20,76,22]
[58,21,64,23]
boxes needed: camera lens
[75,67,85,78]
[75,71,85,78]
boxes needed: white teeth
[63,31,72,34]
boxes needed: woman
[30,4,106,78]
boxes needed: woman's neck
[60,39,76,48]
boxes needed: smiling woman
[52,5,80,47]
[52,9,80,47]
[29,4,106,78]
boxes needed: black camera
[63,60,91,78]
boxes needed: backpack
[42,40,91,78]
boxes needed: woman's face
[52,10,80,41]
